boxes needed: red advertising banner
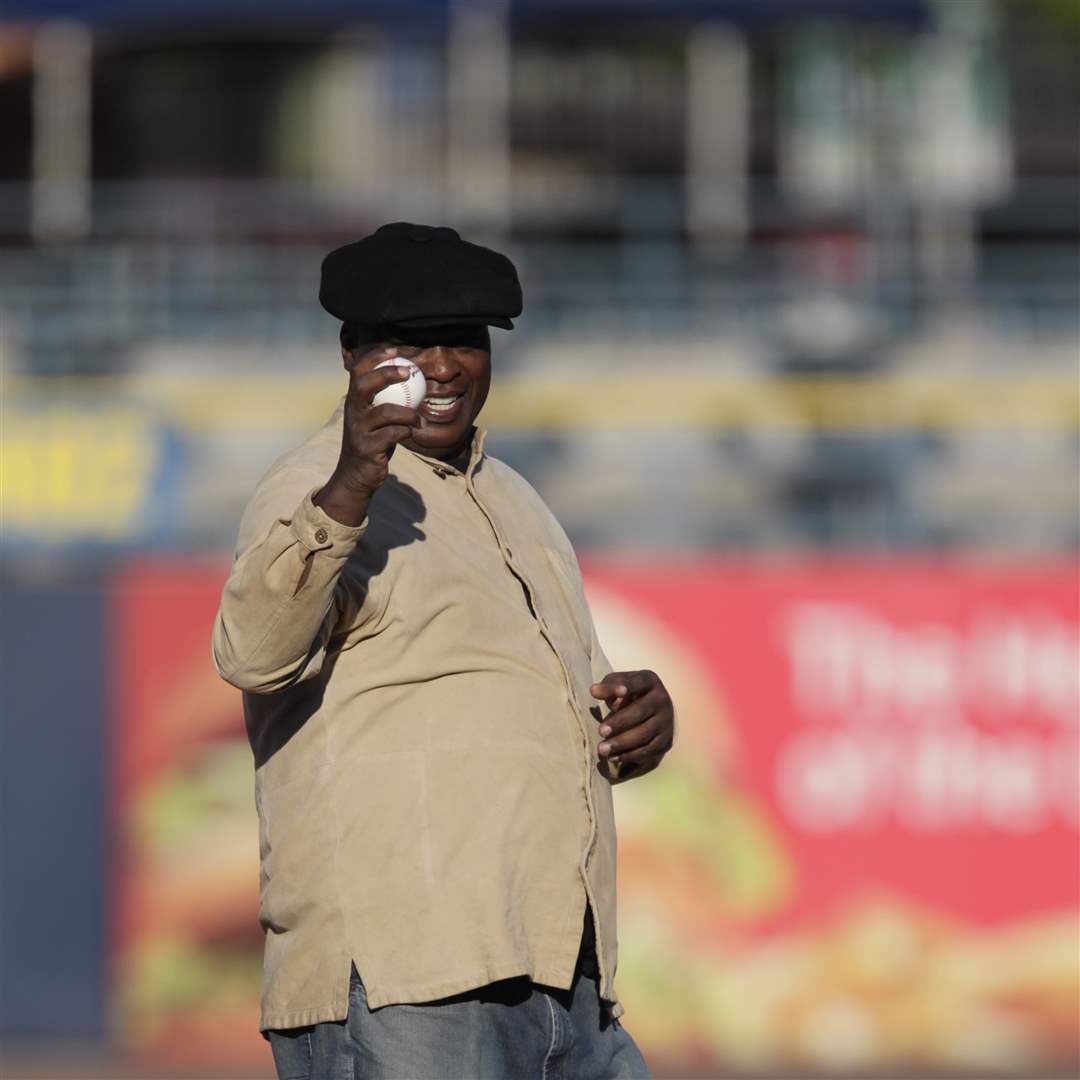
[110,557,1080,1074]
[583,558,1079,1072]
[110,560,267,1070]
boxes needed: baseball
[371,358,427,410]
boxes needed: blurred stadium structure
[1,1,1077,1078]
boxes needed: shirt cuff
[289,486,367,557]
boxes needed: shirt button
[314,527,328,544]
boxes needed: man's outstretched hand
[590,670,674,782]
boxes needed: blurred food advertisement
[111,558,1078,1075]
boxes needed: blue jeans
[268,962,651,1079]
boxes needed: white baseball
[371,358,427,410]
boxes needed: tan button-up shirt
[212,397,624,1032]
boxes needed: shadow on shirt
[244,475,427,770]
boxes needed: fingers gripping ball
[371,359,427,409]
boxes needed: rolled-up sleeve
[212,479,366,694]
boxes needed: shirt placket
[458,462,606,987]
[406,443,607,989]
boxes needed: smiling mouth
[419,392,465,424]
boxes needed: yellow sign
[1,403,161,541]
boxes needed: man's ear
[342,346,354,370]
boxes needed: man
[212,222,674,1079]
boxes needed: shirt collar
[402,425,488,479]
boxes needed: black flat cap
[319,222,522,330]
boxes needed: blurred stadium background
[1,0,1077,1077]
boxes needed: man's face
[343,323,492,463]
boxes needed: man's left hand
[590,670,674,782]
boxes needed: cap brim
[393,313,515,330]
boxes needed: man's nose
[420,346,458,380]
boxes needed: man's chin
[403,421,472,461]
